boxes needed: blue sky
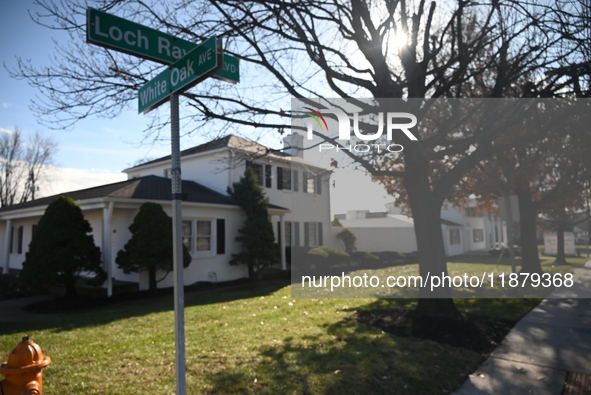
[0,0,391,213]
[0,0,189,194]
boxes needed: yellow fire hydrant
[0,335,51,395]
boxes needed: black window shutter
[293,170,299,192]
[316,175,322,195]
[304,222,310,247]
[9,227,14,253]
[294,222,300,246]
[318,222,323,246]
[17,226,23,254]
[216,219,226,254]
[277,167,283,190]
[265,165,272,188]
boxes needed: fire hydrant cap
[0,336,51,374]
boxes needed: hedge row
[288,246,418,267]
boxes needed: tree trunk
[148,266,157,292]
[404,152,462,320]
[554,222,567,265]
[516,186,542,273]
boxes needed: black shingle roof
[441,218,463,227]
[0,175,237,213]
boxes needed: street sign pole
[86,10,239,395]
[137,37,223,395]
[170,93,186,395]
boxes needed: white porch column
[3,219,11,274]
[102,202,115,297]
[280,215,286,270]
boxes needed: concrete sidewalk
[453,261,591,395]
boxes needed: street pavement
[453,261,591,395]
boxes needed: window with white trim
[182,221,193,251]
[249,163,264,185]
[303,172,322,195]
[303,172,315,194]
[182,219,222,255]
[247,162,272,188]
[277,167,292,191]
[304,222,323,247]
[196,220,212,252]
[473,229,484,243]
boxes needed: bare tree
[543,0,591,97]
[0,128,58,207]
[8,0,576,318]
[462,100,591,272]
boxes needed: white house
[334,200,506,257]
[0,134,331,294]
[333,210,418,253]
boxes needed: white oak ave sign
[138,36,223,113]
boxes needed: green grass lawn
[1,253,585,394]
[0,284,468,394]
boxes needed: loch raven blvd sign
[138,36,222,113]
[87,8,239,83]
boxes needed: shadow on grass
[199,305,481,395]
[0,279,290,335]
[447,254,523,267]
[199,296,541,394]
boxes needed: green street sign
[216,54,240,83]
[86,8,239,83]
[138,36,223,114]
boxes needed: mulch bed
[22,277,290,315]
[351,308,515,354]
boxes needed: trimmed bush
[488,246,522,258]
[402,251,418,264]
[307,247,330,259]
[116,202,192,292]
[289,246,351,270]
[351,251,380,264]
[372,251,405,264]
[0,274,38,300]
[308,246,350,267]
[228,167,279,279]
[336,228,357,254]
[21,196,105,298]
